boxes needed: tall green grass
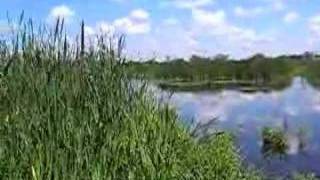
[0,16,264,179]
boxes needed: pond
[156,77,320,177]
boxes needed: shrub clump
[261,127,288,156]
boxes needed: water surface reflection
[157,77,320,177]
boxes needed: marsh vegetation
[0,16,266,179]
[0,14,319,179]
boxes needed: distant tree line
[126,52,320,85]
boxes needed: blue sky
[1,0,320,59]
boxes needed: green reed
[0,16,264,180]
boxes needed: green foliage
[127,53,320,91]
[0,17,261,179]
[261,127,288,157]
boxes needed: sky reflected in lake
[157,77,320,177]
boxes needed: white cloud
[81,0,306,59]
[130,9,149,20]
[283,12,300,24]
[87,9,150,36]
[119,6,277,59]
[84,26,95,36]
[167,0,214,9]
[114,17,150,34]
[191,8,273,47]
[111,9,151,34]
[309,14,320,37]
[119,9,151,34]
[173,7,279,58]
[192,9,225,27]
[234,6,265,18]
[47,5,75,23]
[233,0,287,19]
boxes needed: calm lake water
[156,77,320,177]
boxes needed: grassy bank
[0,18,264,179]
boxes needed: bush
[261,127,288,156]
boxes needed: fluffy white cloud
[173,7,281,58]
[126,6,277,59]
[130,9,149,20]
[75,0,310,59]
[192,9,225,27]
[112,9,150,34]
[283,12,300,24]
[114,9,150,34]
[47,5,75,23]
[85,9,150,36]
[309,14,320,37]
[234,6,265,18]
[114,17,150,34]
[191,8,273,47]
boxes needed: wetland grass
[0,17,262,179]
